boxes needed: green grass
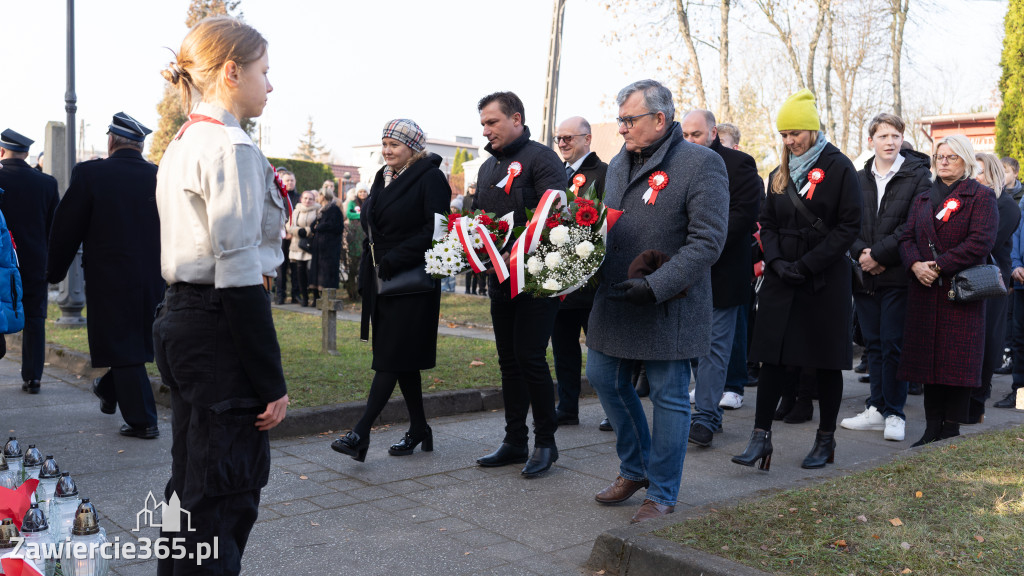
[658,426,1024,576]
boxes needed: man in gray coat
[586,79,728,524]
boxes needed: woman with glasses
[898,135,998,445]
[732,89,861,471]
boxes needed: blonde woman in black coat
[331,119,450,461]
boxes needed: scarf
[930,177,965,209]
[789,131,829,190]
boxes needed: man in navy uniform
[0,129,59,393]
[47,113,164,438]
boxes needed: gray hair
[975,152,1005,197]
[934,134,978,180]
[717,123,741,146]
[616,79,674,122]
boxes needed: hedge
[267,157,336,193]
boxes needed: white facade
[351,137,479,185]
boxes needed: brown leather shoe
[630,499,675,523]
[595,476,649,504]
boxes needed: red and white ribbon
[936,198,960,222]
[496,161,523,194]
[570,173,586,194]
[643,171,668,205]
[510,189,567,298]
[454,216,509,282]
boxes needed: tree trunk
[674,0,708,109]
[804,0,832,94]
[719,0,732,119]
[756,0,806,88]
[890,0,910,117]
[824,7,835,142]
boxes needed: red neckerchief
[173,114,224,140]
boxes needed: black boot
[331,431,369,462]
[310,288,319,309]
[633,363,650,398]
[783,398,814,423]
[389,426,433,456]
[911,420,942,447]
[938,420,961,440]
[801,430,836,469]
[731,429,773,471]
[774,395,795,420]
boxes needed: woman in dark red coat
[898,134,998,446]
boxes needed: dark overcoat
[898,178,998,387]
[750,143,862,370]
[0,158,59,318]
[709,137,762,308]
[561,152,608,310]
[46,149,164,367]
[310,202,343,288]
[359,153,450,371]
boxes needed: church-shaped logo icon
[133,491,195,533]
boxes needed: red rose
[447,217,458,232]
[490,233,498,244]
[545,216,560,229]
[574,197,595,208]
[477,214,493,226]
[497,220,510,233]
[576,206,599,227]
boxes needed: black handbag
[367,220,436,296]
[927,241,1006,303]
[298,232,314,253]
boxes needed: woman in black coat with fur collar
[332,119,450,462]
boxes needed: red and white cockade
[935,197,960,222]
[643,171,668,205]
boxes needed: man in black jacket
[0,128,59,394]
[681,110,762,448]
[48,112,165,438]
[472,92,566,477]
[275,169,298,304]
[840,113,931,442]
[552,116,608,428]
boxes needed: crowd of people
[1,13,1022,575]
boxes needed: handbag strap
[785,184,829,236]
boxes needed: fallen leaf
[117,450,125,454]
[469,360,485,367]
[834,540,847,547]
[439,528,447,532]
[810,507,818,512]
[856,515,868,523]
[975,535,984,543]
[721,545,729,551]
[901,569,912,574]
[447,322,458,328]
[815,519,823,524]
[915,491,923,498]
[464,552,472,556]
[889,518,904,527]
[901,542,911,550]
[310,521,319,526]
[432,377,444,383]
[299,475,308,480]
[760,545,769,551]
[788,507,798,513]
[595,572,605,575]
[872,534,880,539]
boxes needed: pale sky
[0,0,1008,163]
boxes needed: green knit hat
[776,89,820,131]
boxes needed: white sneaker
[840,405,885,431]
[883,415,906,441]
[689,389,696,404]
[719,391,743,410]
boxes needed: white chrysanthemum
[545,252,562,270]
[542,279,562,291]
[575,241,595,258]
[527,256,543,275]
[549,225,570,246]
[471,234,485,249]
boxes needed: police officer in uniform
[0,129,59,393]
[48,112,164,438]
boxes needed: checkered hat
[381,119,425,152]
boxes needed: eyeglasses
[615,112,657,129]
[933,154,961,164]
[554,134,588,144]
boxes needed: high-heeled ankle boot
[911,420,941,447]
[388,426,433,456]
[732,429,773,471]
[633,363,650,398]
[801,430,836,469]
[331,431,369,462]
[938,420,961,440]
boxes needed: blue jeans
[693,305,740,430]
[724,303,749,395]
[853,288,908,419]
[586,348,691,507]
[1011,290,1024,391]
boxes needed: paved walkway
[2,356,1022,575]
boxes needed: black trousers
[95,365,157,428]
[154,285,270,576]
[754,364,843,432]
[489,287,560,447]
[289,260,309,301]
[551,307,590,417]
[21,316,45,381]
[275,238,292,302]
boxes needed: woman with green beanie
[733,89,861,471]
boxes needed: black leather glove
[297,228,307,238]
[770,260,806,285]
[608,278,656,305]
[377,260,394,281]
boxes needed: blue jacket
[1010,211,1024,290]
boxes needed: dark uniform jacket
[850,149,932,292]
[359,153,451,371]
[47,148,164,367]
[561,152,608,309]
[0,158,59,318]
[750,143,862,370]
[709,137,762,309]
[472,126,565,300]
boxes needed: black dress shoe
[93,378,116,415]
[521,446,558,478]
[556,411,579,426]
[598,418,613,432]
[119,424,159,439]
[477,443,528,467]
[858,375,870,383]
[388,426,433,456]
[853,359,868,374]
[688,422,714,447]
[21,380,40,394]
[907,382,923,396]
[331,431,369,462]
[994,391,1019,409]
